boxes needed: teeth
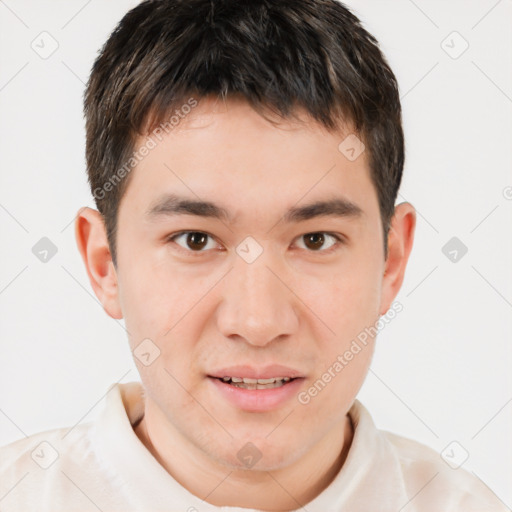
[219,376,293,388]
[220,376,292,383]
[243,378,258,384]
[256,378,278,384]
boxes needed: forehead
[120,96,378,225]
[144,95,357,148]
[154,95,330,131]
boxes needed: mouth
[207,365,306,411]
[207,372,305,412]
[210,376,297,390]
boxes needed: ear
[379,202,416,315]
[74,207,123,319]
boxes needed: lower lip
[208,377,304,412]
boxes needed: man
[0,0,507,510]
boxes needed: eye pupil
[187,232,208,250]
[304,233,325,250]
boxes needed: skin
[75,96,416,510]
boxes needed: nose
[216,248,300,347]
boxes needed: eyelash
[165,231,345,257]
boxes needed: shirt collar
[89,381,408,511]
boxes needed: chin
[211,437,305,472]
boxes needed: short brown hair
[84,0,404,266]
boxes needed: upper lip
[208,364,305,380]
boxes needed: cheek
[308,327,375,419]
[118,258,197,339]
[303,265,381,334]
[119,267,212,381]
[302,265,380,389]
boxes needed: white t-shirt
[0,381,507,511]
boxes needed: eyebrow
[146,193,364,224]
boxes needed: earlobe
[379,202,416,316]
[74,207,123,320]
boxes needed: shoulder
[382,429,508,512]
[0,422,105,511]
[0,421,95,470]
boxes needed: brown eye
[296,232,342,252]
[185,232,208,250]
[303,233,325,250]
[168,231,216,252]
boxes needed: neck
[134,403,354,510]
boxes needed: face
[78,96,415,472]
